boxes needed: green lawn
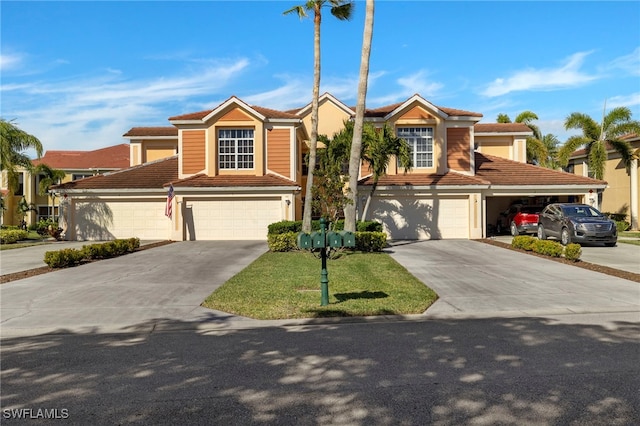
[0,231,47,251]
[202,250,438,320]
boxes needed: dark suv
[537,203,617,246]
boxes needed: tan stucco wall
[141,139,178,163]
[301,99,352,140]
[600,154,635,218]
[476,136,512,159]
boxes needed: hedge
[44,238,141,268]
[511,235,581,261]
[0,229,29,244]
[267,219,382,235]
[267,230,388,252]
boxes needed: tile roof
[364,102,483,118]
[168,105,299,121]
[32,144,130,170]
[474,123,533,133]
[170,174,300,188]
[475,152,607,186]
[123,127,178,137]
[52,156,178,191]
[570,134,640,158]
[359,171,489,187]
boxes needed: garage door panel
[74,200,168,241]
[187,198,282,240]
[371,197,469,240]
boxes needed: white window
[218,129,254,170]
[397,127,433,168]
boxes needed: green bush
[354,231,387,252]
[531,240,564,257]
[268,220,301,235]
[268,219,382,235]
[615,220,630,232]
[44,248,86,268]
[267,232,298,252]
[563,243,582,261]
[0,229,29,244]
[512,235,536,251]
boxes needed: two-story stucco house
[52,93,607,241]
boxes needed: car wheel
[561,228,572,245]
[510,222,519,236]
[537,225,546,240]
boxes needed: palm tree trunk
[631,158,638,230]
[301,7,323,233]
[361,178,378,221]
[344,0,374,232]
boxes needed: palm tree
[1,119,43,193]
[284,0,354,233]
[344,0,374,232]
[34,163,66,221]
[360,123,412,221]
[557,106,640,180]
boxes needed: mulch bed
[476,238,640,283]
[0,240,175,284]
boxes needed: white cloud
[606,92,640,109]
[481,51,599,97]
[369,70,443,106]
[0,53,23,71]
[605,47,640,76]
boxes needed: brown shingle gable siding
[267,129,291,178]
[52,156,179,190]
[447,128,471,172]
[182,130,206,174]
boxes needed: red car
[496,205,543,236]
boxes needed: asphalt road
[1,314,638,425]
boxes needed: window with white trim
[397,127,433,168]
[218,129,254,169]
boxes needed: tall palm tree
[284,0,354,233]
[360,123,412,221]
[1,119,43,193]
[34,163,66,220]
[557,106,640,180]
[344,0,374,232]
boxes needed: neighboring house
[52,93,606,241]
[1,144,129,227]
[566,133,639,229]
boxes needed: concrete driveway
[387,240,640,318]
[1,240,639,336]
[1,241,268,335]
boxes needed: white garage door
[73,200,169,241]
[186,198,282,240]
[370,196,469,240]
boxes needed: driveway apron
[387,240,640,318]
[0,241,268,334]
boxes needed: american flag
[165,184,174,219]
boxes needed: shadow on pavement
[1,316,639,424]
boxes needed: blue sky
[2,1,639,156]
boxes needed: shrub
[354,231,387,252]
[44,248,86,268]
[0,229,28,244]
[512,235,536,251]
[563,243,582,261]
[268,219,383,235]
[615,220,630,232]
[268,232,298,252]
[531,240,564,257]
[268,220,301,235]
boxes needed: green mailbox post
[296,218,356,306]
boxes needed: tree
[360,123,412,220]
[557,106,640,180]
[284,0,354,233]
[311,135,351,228]
[344,0,374,232]
[1,119,44,193]
[34,163,66,220]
